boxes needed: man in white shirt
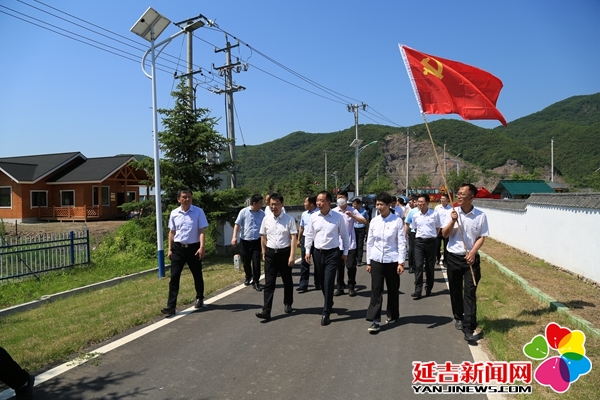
[434,193,453,266]
[304,191,350,326]
[162,189,209,316]
[256,193,297,321]
[410,193,442,299]
[442,184,489,342]
[297,194,319,292]
[333,191,367,297]
[231,194,265,291]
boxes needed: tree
[157,80,233,203]
[366,176,395,194]
[410,173,432,189]
[510,168,542,181]
[445,168,479,194]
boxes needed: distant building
[492,180,555,200]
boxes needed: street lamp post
[131,7,205,278]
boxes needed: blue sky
[1,0,599,159]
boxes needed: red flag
[399,44,507,126]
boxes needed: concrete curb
[0,268,159,318]
[480,251,600,340]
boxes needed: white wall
[477,203,600,284]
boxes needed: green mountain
[235,93,600,196]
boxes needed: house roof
[528,193,600,210]
[0,152,83,183]
[492,180,555,196]
[48,155,137,183]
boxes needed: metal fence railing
[0,230,90,280]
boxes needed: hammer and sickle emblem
[421,57,444,80]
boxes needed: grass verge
[0,256,245,373]
[477,256,598,399]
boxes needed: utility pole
[173,16,206,109]
[213,34,247,188]
[348,103,367,196]
[443,141,447,178]
[323,150,329,191]
[551,137,554,182]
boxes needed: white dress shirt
[410,209,442,239]
[304,209,350,255]
[260,212,297,249]
[332,205,360,250]
[366,212,407,264]
[446,206,489,255]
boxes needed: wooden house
[0,152,148,222]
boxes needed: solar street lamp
[131,7,195,278]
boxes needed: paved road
[19,262,487,399]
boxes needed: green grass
[0,256,245,372]
[477,259,599,399]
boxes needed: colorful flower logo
[522,322,592,393]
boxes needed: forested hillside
[234,93,600,198]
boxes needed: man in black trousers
[0,346,34,399]
[409,194,442,299]
[442,184,489,342]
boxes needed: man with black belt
[231,194,265,291]
[443,183,489,342]
[304,191,350,326]
[297,194,319,292]
[162,189,209,316]
[333,191,367,297]
[404,194,419,274]
[435,193,452,266]
[255,193,297,321]
[410,193,442,299]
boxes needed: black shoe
[321,314,331,326]
[368,323,381,333]
[411,292,422,300]
[334,288,344,296]
[255,311,271,321]
[244,279,251,286]
[296,286,308,293]
[14,372,34,400]
[161,307,176,316]
[253,283,262,292]
[194,298,204,309]
[425,290,432,297]
[284,304,293,314]
[348,285,357,297]
[464,331,479,342]
[455,320,463,330]
[314,285,322,290]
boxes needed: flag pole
[421,113,477,286]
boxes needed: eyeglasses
[456,193,472,198]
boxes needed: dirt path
[483,238,600,330]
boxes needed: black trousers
[167,242,204,308]
[446,252,481,334]
[240,238,261,283]
[354,227,366,264]
[313,248,340,316]
[407,231,416,267]
[336,249,357,288]
[366,261,400,322]
[263,247,294,315]
[413,237,437,294]
[0,347,28,390]
[436,231,449,264]
[299,236,319,288]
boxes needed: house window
[127,191,136,202]
[61,190,75,207]
[92,186,110,206]
[31,191,48,207]
[0,187,11,208]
